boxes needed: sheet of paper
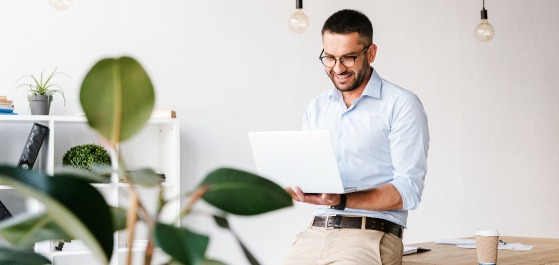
[457,243,533,251]
[403,246,431,256]
[436,239,476,245]
[403,246,418,255]
[436,238,532,251]
[436,239,506,245]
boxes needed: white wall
[1,0,559,264]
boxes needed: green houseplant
[16,68,68,115]
[62,144,112,182]
[0,57,292,265]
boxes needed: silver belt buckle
[325,216,334,230]
[327,215,343,229]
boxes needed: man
[284,9,429,265]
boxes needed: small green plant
[16,67,68,105]
[62,144,112,182]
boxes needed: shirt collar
[329,67,382,100]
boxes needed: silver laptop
[248,130,361,194]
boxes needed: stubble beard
[329,60,371,93]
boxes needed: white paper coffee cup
[475,229,499,265]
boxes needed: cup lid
[475,229,499,236]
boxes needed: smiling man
[284,9,429,265]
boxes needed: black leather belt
[312,216,403,239]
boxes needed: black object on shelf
[0,200,12,221]
[55,241,65,251]
[17,123,49,170]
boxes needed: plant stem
[175,185,209,223]
[116,152,149,265]
[143,183,164,265]
[126,191,139,265]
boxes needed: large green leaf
[166,260,226,265]
[0,207,127,248]
[212,215,260,265]
[125,168,162,187]
[110,207,127,232]
[154,222,209,265]
[55,166,108,183]
[80,56,155,144]
[0,165,114,264]
[199,168,292,215]
[0,247,50,265]
[199,259,227,265]
[0,212,69,247]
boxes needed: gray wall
[1,0,558,264]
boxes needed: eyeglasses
[319,45,370,68]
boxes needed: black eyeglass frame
[318,45,371,68]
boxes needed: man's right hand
[285,186,341,207]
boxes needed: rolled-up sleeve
[388,93,429,210]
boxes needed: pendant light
[474,0,494,42]
[50,0,73,10]
[288,0,309,33]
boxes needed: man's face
[321,32,376,93]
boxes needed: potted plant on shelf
[16,68,68,115]
[62,144,112,183]
[0,57,292,265]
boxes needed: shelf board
[0,115,177,126]
[91,183,116,189]
[115,182,176,188]
[48,249,93,256]
[0,115,86,122]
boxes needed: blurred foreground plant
[0,57,292,265]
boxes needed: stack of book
[0,96,17,115]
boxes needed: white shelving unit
[0,115,180,265]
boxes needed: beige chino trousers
[283,226,403,265]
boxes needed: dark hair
[322,9,373,46]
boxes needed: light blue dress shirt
[303,69,429,227]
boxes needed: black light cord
[481,0,488,19]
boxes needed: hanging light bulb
[474,0,494,42]
[288,0,309,33]
[50,0,73,10]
